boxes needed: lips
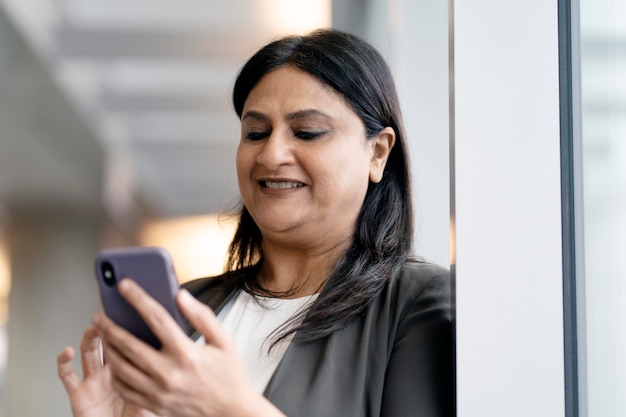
[261,181,305,189]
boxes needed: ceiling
[0,0,332,219]
[2,0,622,225]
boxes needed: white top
[196,290,317,393]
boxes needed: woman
[57,28,453,417]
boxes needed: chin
[259,222,299,235]
[255,217,304,236]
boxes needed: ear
[369,127,396,183]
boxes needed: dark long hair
[227,28,413,342]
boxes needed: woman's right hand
[57,326,158,417]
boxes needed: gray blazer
[183,261,453,417]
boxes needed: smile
[261,181,305,189]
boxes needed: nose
[256,130,295,171]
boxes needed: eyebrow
[241,111,269,122]
[286,109,334,121]
[241,109,334,122]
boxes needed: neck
[257,237,351,298]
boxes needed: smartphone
[95,246,185,349]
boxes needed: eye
[294,130,326,140]
[245,131,270,141]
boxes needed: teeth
[264,181,304,189]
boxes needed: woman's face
[236,66,393,249]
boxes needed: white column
[453,1,565,416]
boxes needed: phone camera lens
[101,261,116,286]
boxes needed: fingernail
[118,278,132,292]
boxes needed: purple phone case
[95,246,184,349]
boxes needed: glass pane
[579,0,626,415]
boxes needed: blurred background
[578,0,626,415]
[0,0,451,415]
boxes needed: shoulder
[386,261,452,324]
[391,261,450,299]
[394,260,450,283]
[378,262,454,416]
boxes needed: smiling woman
[236,66,393,268]
[57,29,453,417]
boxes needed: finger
[111,374,165,417]
[177,289,231,349]
[105,344,169,417]
[57,346,80,393]
[102,340,154,395]
[117,279,187,349]
[80,326,103,378]
[92,312,160,376]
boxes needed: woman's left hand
[93,279,283,417]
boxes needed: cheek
[235,145,252,179]
[317,149,371,197]
[235,148,256,201]
[349,150,376,197]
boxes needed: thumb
[177,289,231,349]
